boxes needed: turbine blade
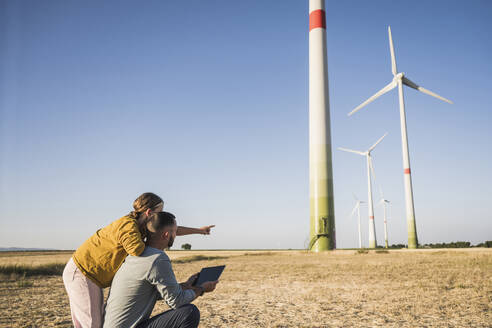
[388,26,397,76]
[350,204,358,218]
[352,192,359,201]
[338,147,365,156]
[368,132,388,153]
[402,76,453,104]
[348,80,397,116]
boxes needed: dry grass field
[1,249,491,327]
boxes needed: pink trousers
[62,258,104,328]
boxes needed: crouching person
[103,212,218,328]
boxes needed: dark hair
[128,192,164,219]
[148,211,176,233]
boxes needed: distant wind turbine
[348,26,453,249]
[350,194,365,249]
[379,198,390,248]
[339,133,387,248]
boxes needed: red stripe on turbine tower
[309,10,326,31]
[404,168,411,174]
[370,216,375,219]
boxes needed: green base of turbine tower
[309,196,335,251]
[309,216,335,251]
[407,218,418,249]
[368,240,377,249]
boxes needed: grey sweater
[103,247,196,328]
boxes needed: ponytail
[128,192,164,236]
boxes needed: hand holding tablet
[192,265,226,286]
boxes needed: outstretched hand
[199,225,215,235]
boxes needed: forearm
[176,226,202,236]
[189,285,204,301]
[164,287,196,308]
[153,259,196,308]
[178,282,202,301]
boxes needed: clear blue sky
[1,0,491,249]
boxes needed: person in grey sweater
[103,212,219,328]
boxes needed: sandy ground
[0,250,250,266]
[1,249,491,327]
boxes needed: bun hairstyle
[128,192,164,237]
[129,192,164,219]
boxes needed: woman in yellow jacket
[62,192,214,328]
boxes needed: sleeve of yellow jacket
[117,218,145,256]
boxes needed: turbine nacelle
[350,199,366,218]
[394,72,404,81]
[338,133,387,157]
[379,198,390,205]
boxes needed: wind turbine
[379,198,390,248]
[349,194,365,249]
[339,133,387,248]
[348,26,453,249]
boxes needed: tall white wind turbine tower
[350,195,365,249]
[339,133,387,248]
[348,26,453,249]
[308,0,335,251]
[379,198,390,248]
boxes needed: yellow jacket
[72,216,145,288]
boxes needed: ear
[163,230,170,239]
[145,209,152,217]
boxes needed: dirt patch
[0,249,490,327]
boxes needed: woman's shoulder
[108,215,138,230]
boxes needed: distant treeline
[385,241,492,249]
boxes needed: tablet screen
[193,265,225,286]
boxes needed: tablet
[192,265,225,286]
